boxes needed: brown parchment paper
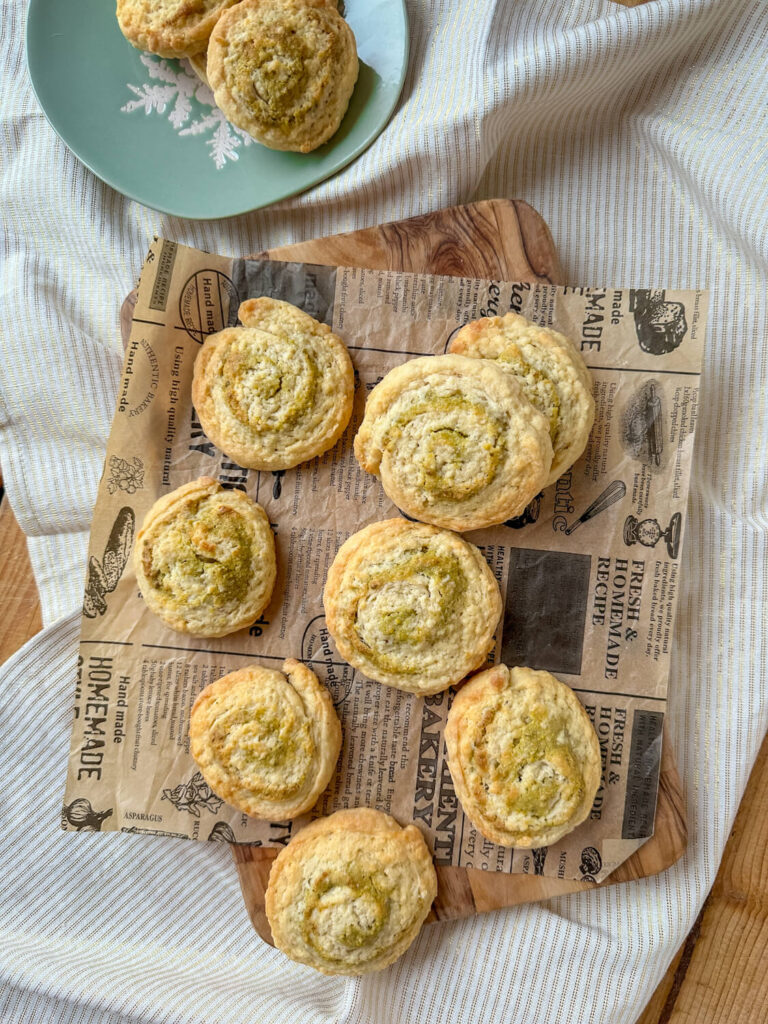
[62,238,707,882]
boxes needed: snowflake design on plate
[121,54,254,169]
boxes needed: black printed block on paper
[622,708,664,840]
[501,548,591,676]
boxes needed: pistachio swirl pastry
[117,0,239,59]
[265,808,437,974]
[445,665,601,848]
[449,313,595,485]
[207,0,359,153]
[187,49,209,87]
[133,477,276,637]
[323,519,502,695]
[354,354,553,531]
[189,659,341,819]
[192,297,355,471]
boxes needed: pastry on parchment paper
[207,0,359,153]
[117,0,240,59]
[354,354,553,532]
[449,312,595,485]
[189,659,341,820]
[323,518,502,695]
[192,297,355,471]
[444,665,601,848]
[133,477,276,637]
[265,808,437,974]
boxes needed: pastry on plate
[192,297,355,471]
[190,659,341,820]
[117,0,239,59]
[354,354,553,531]
[207,0,359,153]
[187,49,209,87]
[265,808,437,974]
[449,312,595,484]
[133,477,276,637]
[323,518,502,694]
[444,665,601,848]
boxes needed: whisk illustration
[565,480,627,535]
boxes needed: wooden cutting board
[121,199,687,944]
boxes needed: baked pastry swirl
[133,477,276,637]
[192,297,355,471]
[323,519,502,695]
[354,354,553,531]
[449,313,595,485]
[189,659,341,819]
[265,808,437,974]
[187,49,210,87]
[117,0,239,59]
[445,665,601,848]
[207,0,359,153]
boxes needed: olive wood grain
[0,494,43,661]
[119,199,687,944]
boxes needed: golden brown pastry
[354,354,553,531]
[187,49,209,87]
[323,518,502,694]
[265,808,437,974]
[117,0,239,59]
[207,0,358,153]
[445,665,601,848]
[189,659,341,819]
[449,313,595,485]
[192,297,355,471]
[133,477,276,637]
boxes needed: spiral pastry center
[303,869,391,959]
[469,702,584,827]
[230,13,333,127]
[144,500,253,608]
[208,682,314,800]
[220,337,318,432]
[352,548,467,674]
[383,389,505,503]
[251,45,309,116]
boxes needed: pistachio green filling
[303,869,392,956]
[473,706,583,822]
[227,17,339,131]
[236,706,311,798]
[351,546,468,674]
[383,390,504,500]
[220,342,318,432]
[146,500,253,608]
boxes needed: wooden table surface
[1,481,766,1021]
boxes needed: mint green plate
[26,0,408,220]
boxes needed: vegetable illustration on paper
[62,798,113,832]
[83,507,135,618]
[208,821,242,844]
[579,846,602,882]
[162,771,224,817]
[107,454,145,495]
[532,847,548,876]
[121,55,254,169]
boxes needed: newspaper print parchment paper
[62,239,707,881]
